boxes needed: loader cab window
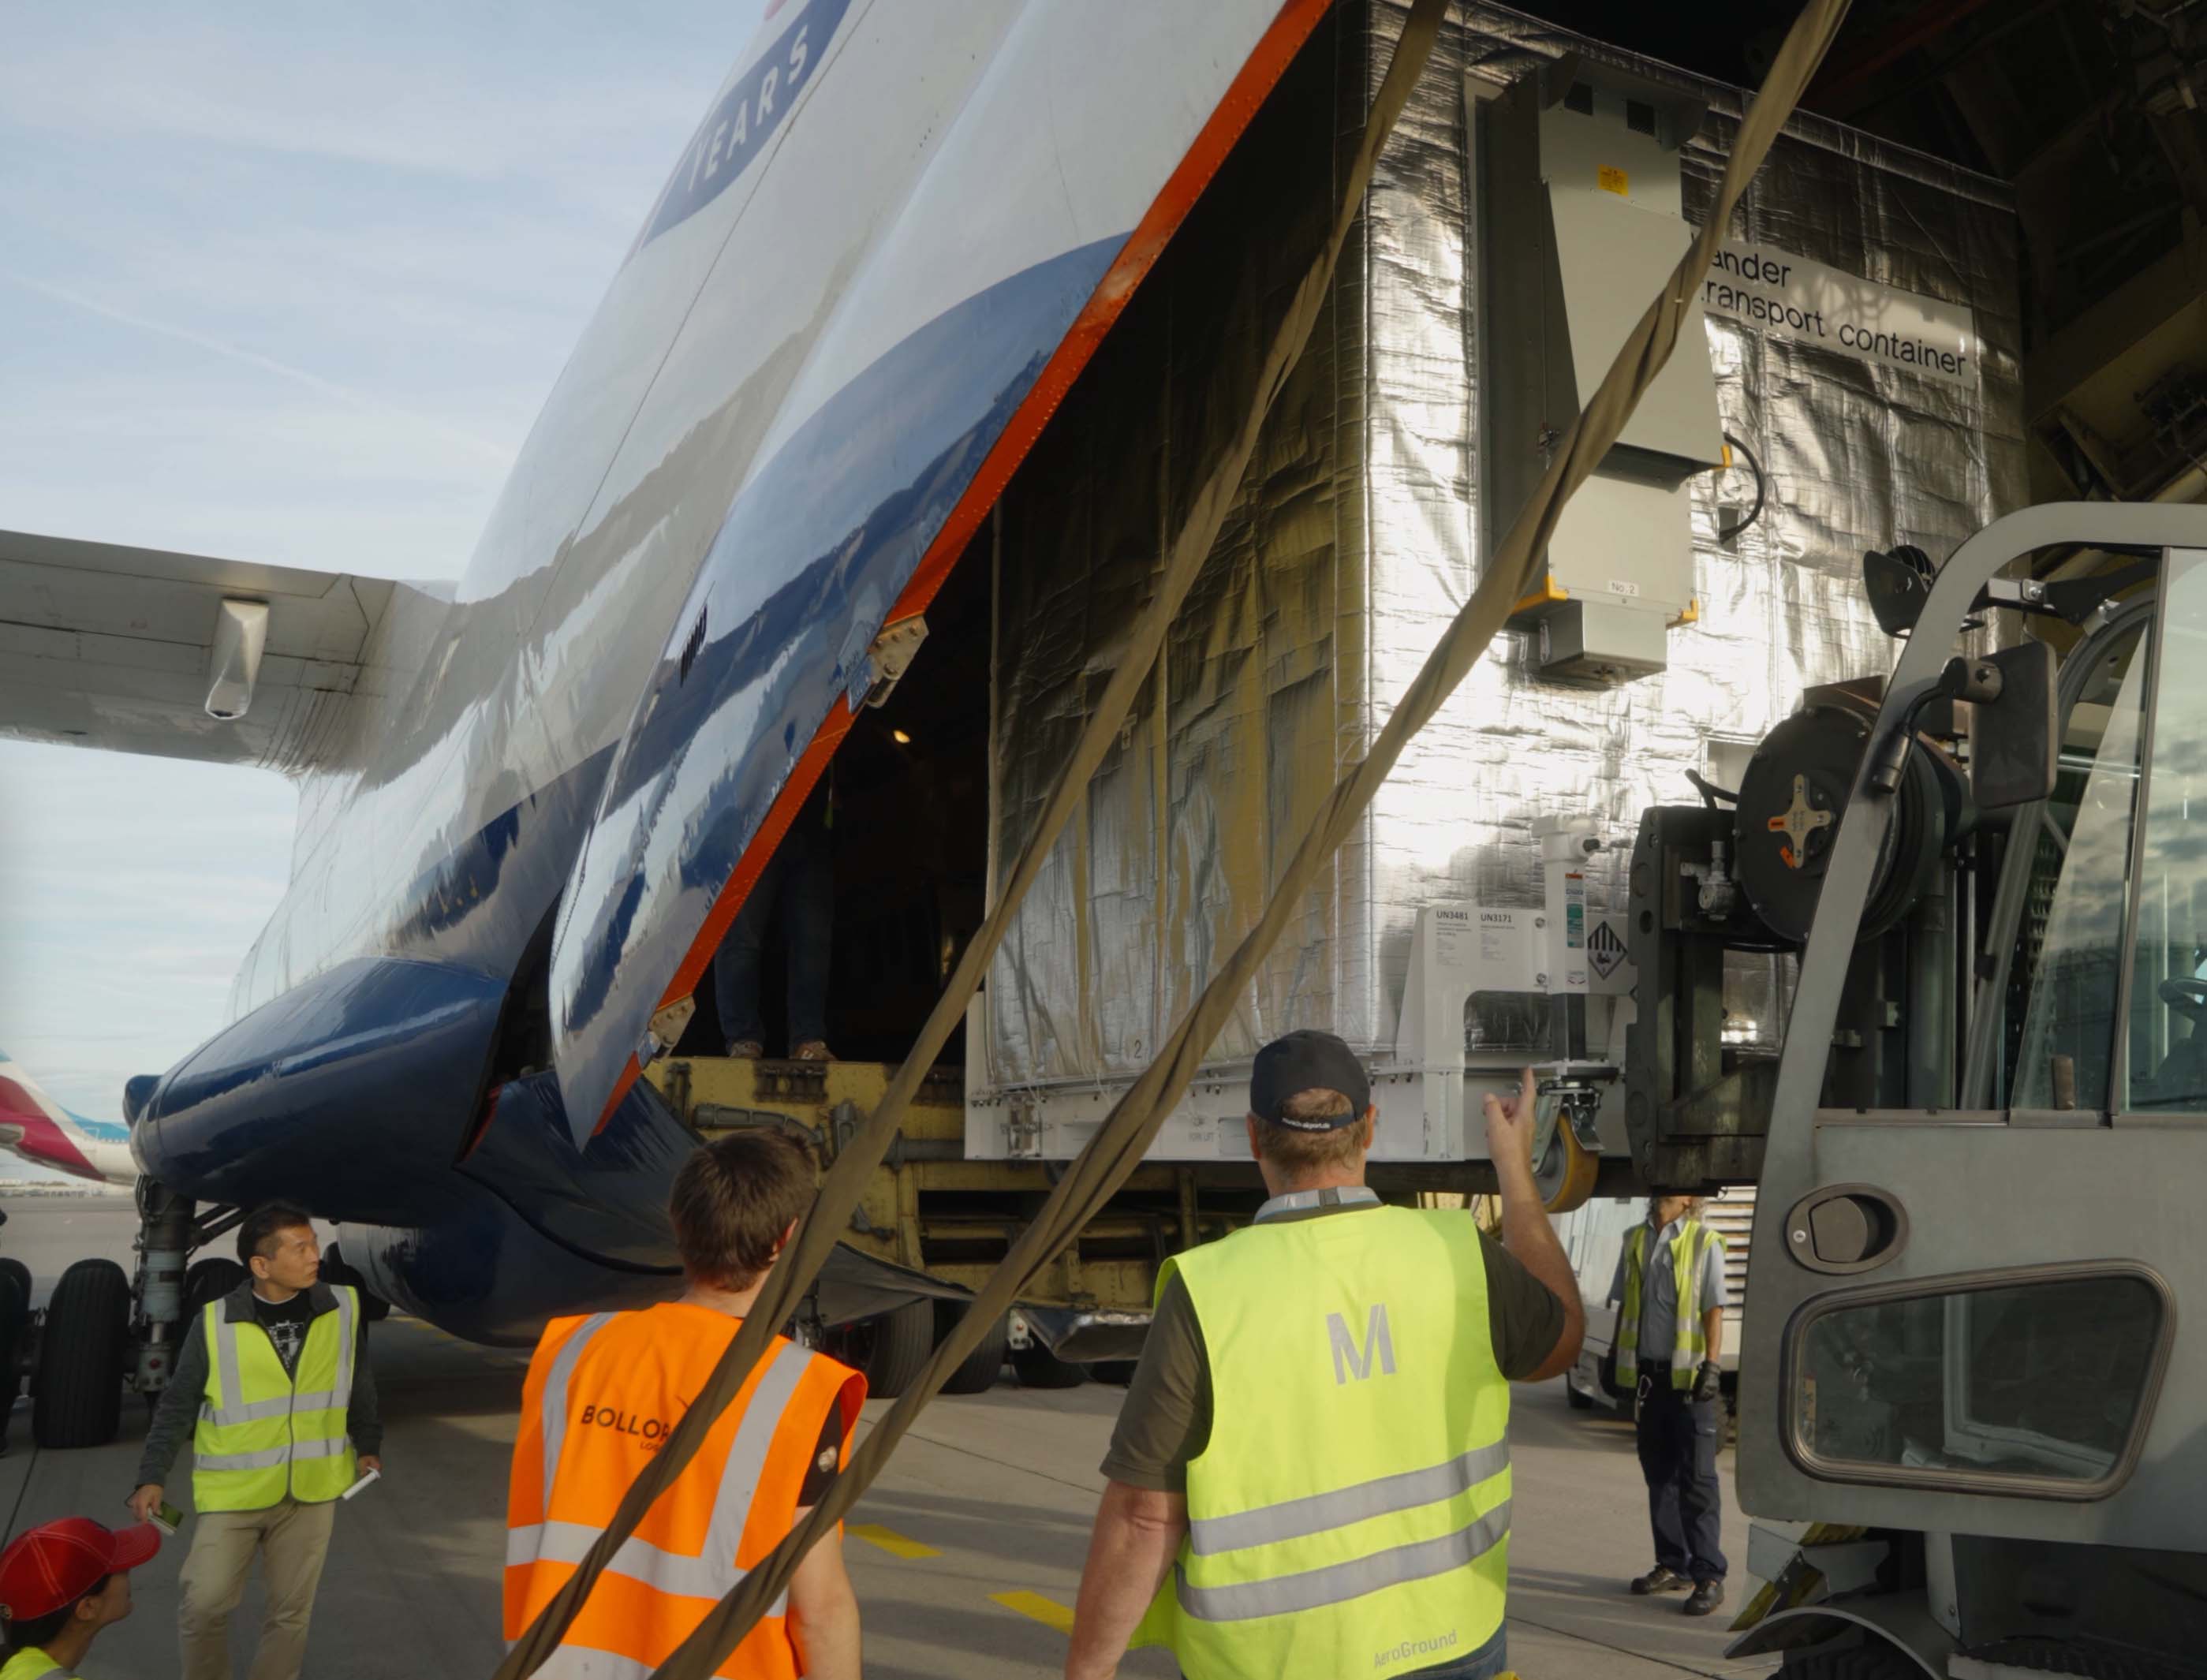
[2126,550,2207,1111]
[2011,623,2150,1111]
[1789,1266,2169,1495]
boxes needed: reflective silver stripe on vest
[330,1284,358,1409]
[540,1314,614,1497]
[200,1287,360,1427]
[502,1519,788,1614]
[703,1342,810,1569]
[289,1435,352,1462]
[196,1444,297,1473]
[207,1300,241,1425]
[515,1645,655,1680]
[204,1394,294,1426]
[1189,1440,1510,1557]
[513,1331,808,1609]
[1176,1498,1513,1622]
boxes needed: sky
[0,3,764,1122]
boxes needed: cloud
[0,742,297,1117]
[2,271,516,468]
[0,9,743,219]
[0,2,762,1120]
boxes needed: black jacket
[136,1279,382,1491]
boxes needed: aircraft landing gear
[31,1260,129,1449]
[22,1182,394,1450]
[0,1257,25,1452]
[21,1178,245,1450]
[129,1178,193,1399]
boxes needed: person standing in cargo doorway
[1610,1193,1731,1615]
[1064,1031,1585,1680]
[714,767,835,1060]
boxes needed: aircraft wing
[0,526,433,774]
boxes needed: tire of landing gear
[184,1256,246,1320]
[1534,1114,1599,1214]
[1010,1341,1086,1390]
[32,1258,129,1450]
[838,1300,935,1400]
[0,1266,28,1430]
[934,1302,1010,1395]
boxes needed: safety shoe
[1682,1580,1724,1617]
[792,1040,833,1061]
[727,1040,764,1058]
[1630,1566,1690,1595]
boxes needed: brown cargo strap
[496,0,1850,1674]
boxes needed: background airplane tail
[0,1052,136,1186]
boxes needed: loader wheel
[1535,1113,1598,1213]
[835,1301,934,1400]
[32,1259,129,1449]
[935,1303,1010,1395]
[1011,1342,1087,1390]
[1775,1639,1920,1680]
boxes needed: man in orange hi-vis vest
[506,1129,865,1679]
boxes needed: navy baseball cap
[1249,1030,1371,1130]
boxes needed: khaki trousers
[178,1497,336,1680]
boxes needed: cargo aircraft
[0,0,1331,1439]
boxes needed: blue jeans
[711,816,832,1047]
[1182,1626,1506,1680]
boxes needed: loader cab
[1730,506,2207,1667]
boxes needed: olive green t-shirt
[1100,1199,1567,1492]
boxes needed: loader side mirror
[1864,545,1937,637]
[1971,640,2058,810]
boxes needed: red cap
[0,1518,161,1622]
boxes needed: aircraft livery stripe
[584,0,1339,1129]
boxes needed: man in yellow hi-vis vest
[129,1203,381,1680]
[1065,1031,1585,1680]
[1609,1193,1730,1616]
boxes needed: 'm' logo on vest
[1328,1305,1396,1384]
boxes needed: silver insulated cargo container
[964,2,2026,1163]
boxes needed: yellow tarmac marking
[991,1590,1074,1633]
[849,1523,939,1559]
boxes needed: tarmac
[0,1196,1776,1679]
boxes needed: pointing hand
[1481,1066,1539,1176]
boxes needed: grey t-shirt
[1608,1215,1729,1365]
